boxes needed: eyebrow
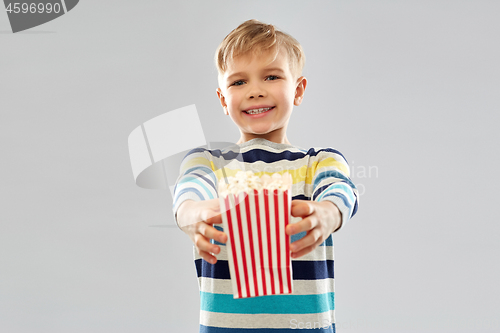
[226,67,286,83]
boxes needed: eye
[230,80,245,86]
[266,75,280,81]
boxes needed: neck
[237,132,291,145]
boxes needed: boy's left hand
[286,200,342,258]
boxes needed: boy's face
[217,48,306,144]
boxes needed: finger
[291,200,314,218]
[291,236,324,258]
[291,241,320,258]
[198,223,227,244]
[198,250,218,264]
[289,228,322,254]
[194,234,221,255]
[286,216,318,235]
[206,213,223,225]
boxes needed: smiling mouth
[243,106,275,115]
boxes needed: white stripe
[278,189,289,293]
[248,190,264,296]
[239,192,256,297]
[229,194,243,298]
[193,242,335,262]
[236,158,310,174]
[198,276,335,295]
[258,190,272,294]
[269,190,279,294]
[220,196,238,297]
[200,309,336,329]
[285,190,293,293]
[231,194,247,298]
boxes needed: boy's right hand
[177,199,227,264]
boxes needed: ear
[294,76,307,106]
[216,87,229,115]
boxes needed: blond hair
[215,19,305,81]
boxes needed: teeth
[245,107,272,114]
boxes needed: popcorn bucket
[219,172,293,299]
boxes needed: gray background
[1,0,499,332]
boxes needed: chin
[249,129,273,135]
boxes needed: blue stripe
[237,148,344,164]
[313,170,355,190]
[200,324,335,333]
[323,234,333,246]
[312,184,329,201]
[191,171,216,188]
[213,225,226,246]
[306,147,346,160]
[209,148,245,161]
[184,165,214,178]
[188,169,217,187]
[174,187,205,202]
[314,182,355,202]
[184,167,217,191]
[294,260,334,280]
[241,149,307,164]
[290,231,306,243]
[200,292,334,314]
[183,147,206,158]
[207,145,345,163]
[328,183,355,203]
[190,171,217,194]
[180,176,215,199]
[351,195,358,217]
[195,258,230,280]
[290,232,331,246]
[320,193,351,216]
[195,259,334,280]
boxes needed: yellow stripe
[182,156,212,170]
[214,168,299,183]
[315,157,349,176]
[212,158,348,186]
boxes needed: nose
[246,82,266,99]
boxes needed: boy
[173,19,359,332]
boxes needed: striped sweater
[172,138,359,332]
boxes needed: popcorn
[218,171,294,299]
[218,171,292,197]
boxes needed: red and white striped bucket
[220,189,293,299]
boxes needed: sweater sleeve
[310,148,359,230]
[172,148,218,227]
